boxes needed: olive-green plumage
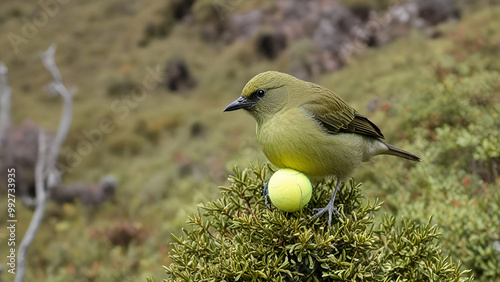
[224,71,420,180]
[224,71,420,224]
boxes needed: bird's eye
[256,89,266,98]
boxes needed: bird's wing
[346,112,385,139]
[301,85,385,139]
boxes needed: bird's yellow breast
[256,107,369,179]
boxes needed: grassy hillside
[0,1,499,281]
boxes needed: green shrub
[362,25,500,281]
[163,165,471,281]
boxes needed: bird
[223,71,421,226]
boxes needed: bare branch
[16,130,47,282]
[15,45,75,281]
[46,88,72,180]
[39,45,74,183]
[39,44,63,84]
[0,61,11,145]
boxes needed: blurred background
[0,0,499,281]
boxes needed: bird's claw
[311,179,342,226]
[311,205,341,226]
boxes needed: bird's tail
[383,143,421,162]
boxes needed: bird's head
[223,71,303,123]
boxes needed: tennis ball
[268,168,312,212]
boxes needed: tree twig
[0,61,11,146]
[39,44,63,85]
[15,130,47,282]
[15,45,74,282]
[239,188,258,222]
[39,44,74,183]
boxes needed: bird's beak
[223,97,256,112]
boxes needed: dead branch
[16,130,47,282]
[39,44,75,184]
[0,61,11,146]
[15,45,74,282]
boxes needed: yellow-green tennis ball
[268,168,312,212]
